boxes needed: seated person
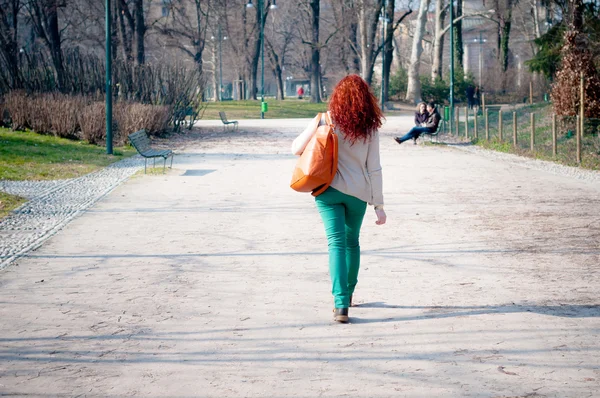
[411,101,429,144]
[394,101,441,145]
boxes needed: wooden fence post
[485,109,489,140]
[580,72,585,140]
[513,111,517,147]
[576,115,581,163]
[465,106,469,138]
[455,107,460,136]
[530,113,535,151]
[498,110,503,141]
[552,114,557,156]
[529,81,533,104]
[474,109,478,139]
[482,93,486,113]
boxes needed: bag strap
[324,111,333,127]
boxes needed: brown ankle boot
[333,308,349,323]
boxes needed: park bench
[128,129,174,174]
[219,111,238,131]
[422,127,440,143]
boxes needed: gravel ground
[0,156,144,269]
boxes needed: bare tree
[308,0,321,102]
[405,0,430,103]
[382,1,412,103]
[432,0,447,81]
[115,0,146,65]
[156,0,211,83]
[492,0,518,73]
[222,0,252,99]
[0,0,22,89]
[357,0,383,85]
[265,3,296,100]
[26,0,66,90]
[454,0,463,70]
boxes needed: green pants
[315,187,367,308]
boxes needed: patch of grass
[470,104,600,170]
[0,128,136,181]
[0,192,26,219]
[200,99,328,120]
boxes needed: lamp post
[246,0,277,119]
[105,0,113,155]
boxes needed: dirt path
[1,117,599,397]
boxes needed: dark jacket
[414,111,429,126]
[425,109,441,131]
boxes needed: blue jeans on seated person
[397,127,434,143]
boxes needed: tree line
[1,0,597,106]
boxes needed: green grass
[0,191,26,219]
[200,99,328,119]
[0,128,136,180]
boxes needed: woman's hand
[375,208,386,225]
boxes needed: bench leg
[170,154,174,169]
[153,158,156,169]
[144,158,147,174]
[163,157,166,173]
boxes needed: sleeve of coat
[366,132,384,207]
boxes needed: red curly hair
[328,74,384,144]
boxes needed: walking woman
[292,75,387,323]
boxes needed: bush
[4,91,29,130]
[115,102,171,139]
[2,91,171,145]
[79,102,107,145]
[389,68,408,99]
[0,96,6,127]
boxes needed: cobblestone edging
[0,156,144,270]
[448,144,600,187]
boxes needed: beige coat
[292,112,384,207]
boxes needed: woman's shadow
[349,302,600,324]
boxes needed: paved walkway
[1,118,599,397]
[0,157,143,269]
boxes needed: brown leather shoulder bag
[290,113,339,197]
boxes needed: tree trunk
[432,0,446,82]
[569,0,583,29]
[341,0,360,74]
[349,19,360,74]
[134,0,145,65]
[309,0,321,103]
[532,0,541,38]
[382,0,394,104]
[454,0,463,71]
[266,39,284,100]
[500,19,511,72]
[358,0,382,86]
[406,0,430,103]
[211,43,218,101]
[0,0,22,88]
[249,3,263,100]
[46,1,65,91]
[117,1,133,62]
